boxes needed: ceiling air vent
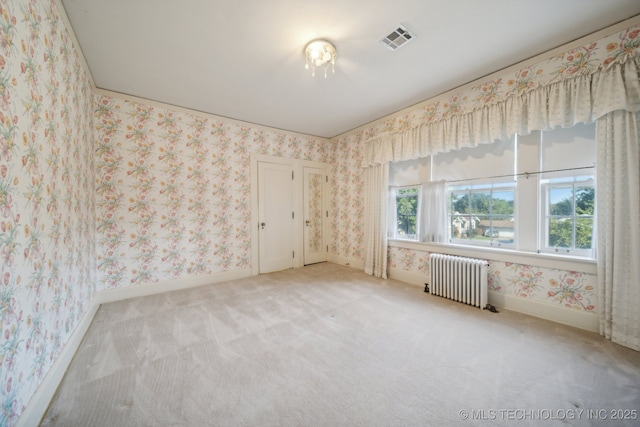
[380,25,415,51]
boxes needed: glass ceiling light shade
[304,39,337,78]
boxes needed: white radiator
[429,254,488,309]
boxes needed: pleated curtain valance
[361,24,640,168]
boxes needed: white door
[303,167,328,265]
[258,162,294,273]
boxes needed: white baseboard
[19,268,253,427]
[329,254,364,271]
[17,300,100,427]
[488,290,599,332]
[96,268,252,304]
[386,271,598,333]
[388,267,427,288]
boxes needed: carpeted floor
[41,263,640,426]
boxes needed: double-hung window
[539,123,596,258]
[541,176,595,256]
[390,186,420,240]
[448,182,515,247]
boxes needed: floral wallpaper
[330,130,367,262]
[0,0,95,424]
[0,1,633,424]
[386,247,597,313]
[94,96,332,290]
[328,22,640,321]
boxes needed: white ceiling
[60,0,640,138]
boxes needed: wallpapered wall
[0,0,95,424]
[94,95,332,290]
[330,129,367,262]
[388,248,597,312]
[1,0,626,423]
[328,22,638,317]
[329,128,598,315]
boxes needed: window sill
[388,239,597,274]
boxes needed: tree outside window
[449,184,515,247]
[545,179,595,253]
[395,187,419,239]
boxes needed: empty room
[1,0,640,425]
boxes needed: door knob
[305,220,310,226]
[260,222,266,229]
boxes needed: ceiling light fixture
[304,39,337,78]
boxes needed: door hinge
[325,175,328,183]
[326,210,328,218]
[292,251,295,258]
[292,171,294,180]
[292,211,294,219]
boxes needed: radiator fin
[429,254,488,309]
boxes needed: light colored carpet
[41,263,640,426]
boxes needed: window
[386,122,597,259]
[539,122,596,258]
[391,186,420,240]
[448,183,515,247]
[542,176,595,256]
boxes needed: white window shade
[389,157,430,186]
[541,122,595,178]
[432,136,515,183]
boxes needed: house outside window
[448,183,515,247]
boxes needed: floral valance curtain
[361,24,640,167]
[360,21,640,350]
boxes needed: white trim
[18,268,251,426]
[388,267,426,288]
[17,301,100,427]
[386,268,598,333]
[488,291,599,332]
[250,154,332,275]
[97,268,252,304]
[330,255,364,271]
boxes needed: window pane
[549,187,573,216]
[395,187,419,239]
[470,191,491,214]
[576,217,594,249]
[492,190,515,215]
[451,192,469,214]
[472,215,490,241]
[448,183,515,247]
[548,217,573,248]
[493,216,515,244]
[451,215,471,239]
[575,187,595,215]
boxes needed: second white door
[303,167,328,265]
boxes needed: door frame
[250,154,331,276]
[303,166,329,266]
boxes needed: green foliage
[451,191,513,215]
[396,188,419,238]
[576,187,594,215]
[548,185,595,249]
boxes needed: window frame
[390,185,421,241]
[447,181,516,249]
[540,175,595,258]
